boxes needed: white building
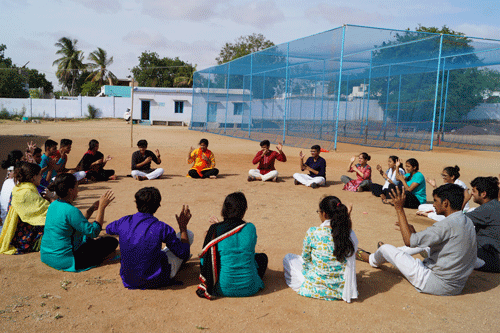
[131,87,193,126]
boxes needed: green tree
[53,37,85,96]
[131,52,196,87]
[216,33,274,65]
[27,69,53,94]
[369,25,495,124]
[80,81,100,96]
[87,47,117,86]
[0,44,29,98]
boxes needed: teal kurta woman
[215,223,264,297]
[41,199,101,272]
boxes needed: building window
[175,101,184,113]
[233,102,244,115]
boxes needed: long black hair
[319,196,354,262]
[13,161,41,184]
[221,192,247,220]
[48,173,77,198]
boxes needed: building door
[207,102,217,122]
[141,100,150,120]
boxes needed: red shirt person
[248,140,286,182]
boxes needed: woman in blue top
[41,174,118,272]
[393,158,426,209]
[197,192,267,299]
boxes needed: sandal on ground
[356,248,371,262]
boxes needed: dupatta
[189,148,213,177]
[196,219,246,299]
[0,182,49,254]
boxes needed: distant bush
[87,104,100,119]
[0,106,26,120]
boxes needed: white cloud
[223,0,285,28]
[122,30,220,68]
[455,23,500,40]
[68,0,122,14]
[140,0,224,21]
[305,3,388,25]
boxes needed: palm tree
[87,48,117,86]
[53,37,85,96]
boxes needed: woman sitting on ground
[387,158,426,209]
[197,192,267,299]
[341,152,372,192]
[187,139,219,179]
[283,196,358,302]
[0,162,49,255]
[417,165,469,221]
[41,174,118,272]
[77,139,116,181]
[1,150,24,228]
[370,155,406,202]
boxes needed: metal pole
[224,63,230,134]
[248,54,253,138]
[344,74,349,135]
[334,25,346,151]
[362,51,373,139]
[319,61,326,140]
[442,70,450,141]
[283,43,290,143]
[130,78,135,148]
[261,73,265,132]
[430,35,444,151]
[396,74,402,137]
[206,69,211,131]
[437,58,446,142]
[361,78,365,131]
[383,65,391,139]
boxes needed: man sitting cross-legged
[131,140,164,181]
[465,176,500,273]
[248,140,286,182]
[357,184,477,296]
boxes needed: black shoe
[311,183,318,189]
[294,179,300,185]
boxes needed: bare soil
[0,119,499,332]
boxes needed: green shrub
[87,104,100,119]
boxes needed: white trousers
[162,230,194,278]
[73,171,86,181]
[283,253,306,291]
[131,168,164,180]
[249,169,278,181]
[293,173,326,187]
[369,244,431,291]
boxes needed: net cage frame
[190,24,500,151]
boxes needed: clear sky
[1,0,500,89]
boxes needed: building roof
[133,87,192,94]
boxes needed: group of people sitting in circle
[0,137,499,302]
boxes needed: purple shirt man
[106,212,190,289]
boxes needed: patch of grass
[86,104,100,119]
[54,313,63,320]
[60,280,71,290]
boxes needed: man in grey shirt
[357,184,477,295]
[466,176,500,273]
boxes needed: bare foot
[209,175,217,179]
[109,175,117,180]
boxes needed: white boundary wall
[0,96,131,119]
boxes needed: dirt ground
[0,119,499,332]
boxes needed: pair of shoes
[356,248,371,262]
[294,179,300,185]
[310,183,318,189]
[248,176,255,182]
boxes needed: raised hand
[389,187,406,210]
[201,153,210,163]
[27,141,36,152]
[105,155,113,162]
[276,143,283,152]
[426,178,436,188]
[396,172,405,182]
[395,160,401,169]
[350,156,356,163]
[299,151,304,159]
[99,190,115,209]
[376,164,383,172]
[155,149,161,157]
[209,215,220,224]
[145,156,153,163]
[89,200,100,212]
[176,205,192,230]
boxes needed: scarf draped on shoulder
[196,218,246,299]
[0,182,49,254]
[189,148,213,177]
